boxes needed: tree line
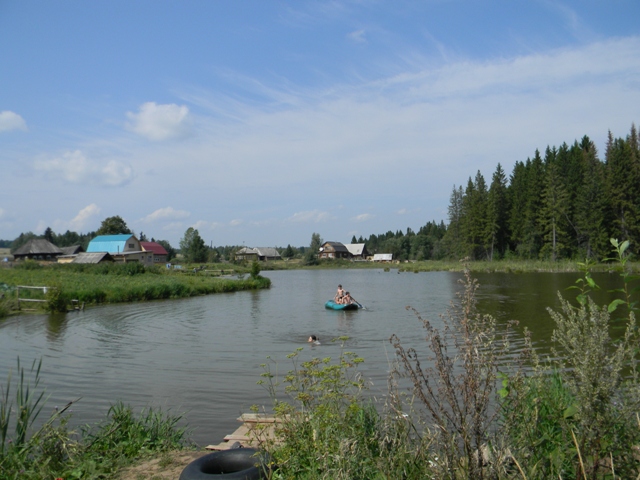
[444,124,640,261]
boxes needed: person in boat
[335,284,345,304]
[343,292,353,305]
[308,335,321,345]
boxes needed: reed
[0,360,190,479]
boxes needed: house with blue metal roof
[87,234,141,254]
[86,234,159,266]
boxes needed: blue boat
[325,300,359,310]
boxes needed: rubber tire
[179,448,270,480]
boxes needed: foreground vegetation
[0,260,270,318]
[0,358,191,479]
[252,240,640,479]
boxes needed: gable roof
[345,243,366,256]
[72,252,114,264]
[140,242,168,255]
[321,241,349,253]
[87,234,136,253]
[235,247,281,258]
[61,245,84,255]
[13,239,63,256]
[255,247,281,258]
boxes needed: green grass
[0,261,270,317]
[0,358,191,479]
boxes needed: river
[0,268,627,446]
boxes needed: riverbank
[261,257,640,273]
[0,261,270,317]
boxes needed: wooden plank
[238,413,279,423]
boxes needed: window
[128,243,134,249]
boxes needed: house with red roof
[140,242,169,264]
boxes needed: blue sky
[1,1,639,248]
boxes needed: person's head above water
[308,335,319,343]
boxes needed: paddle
[351,296,365,309]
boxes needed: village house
[318,241,351,259]
[344,243,370,260]
[86,234,152,265]
[235,247,282,262]
[12,239,63,262]
[140,241,169,264]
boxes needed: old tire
[179,448,270,480]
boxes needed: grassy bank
[0,358,193,479]
[0,261,270,317]
[258,257,640,273]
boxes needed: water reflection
[45,313,69,344]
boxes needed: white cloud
[0,111,27,132]
[348,29,367,43]
[33,150,133,187]
[230,219,243,227]
[126,102,191,141]
[353,213,374,222]
[140,207,191,223]
[191,220,210,230]
[69,204,101,232]
[287,210,333,223]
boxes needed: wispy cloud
[353,213,374,222]
[33,150,133,187]
[69,204,101,232]
[126,102,191,141]
[140,207,191,223]
[0,111,27,132]
[348,29,367,43]
[287,210,334,223]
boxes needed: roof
[236,247,259,255]
[345,243,366,256]
[13,239,63,256]
[61,245,84,255]
[373,253,393,261]
[236,247,281,258]
[87,234,136,253]
[321,241,349,253]
[140,242,168,255]
[72,252,114,264]
[255,247,281,258]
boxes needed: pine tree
[486,163,509,260]
[539,160,570,261]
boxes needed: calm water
[0,269,625,446]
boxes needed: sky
[1,1,639,249]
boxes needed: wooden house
[235,247,282,262]
[140,242,169,264]
[12,239,63,261]
[87,234,150,264]
[345,243,369,260]
[318,241,351,259]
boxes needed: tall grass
[0,358,190,479]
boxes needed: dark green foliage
[448,123,640,261]
[95,215,132,236]
[179,227,208,263]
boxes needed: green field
[0,261,270,317]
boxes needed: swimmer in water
[308,335,321,345]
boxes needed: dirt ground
[118,450,209,480]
